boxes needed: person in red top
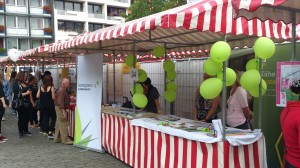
[280,79,300,168]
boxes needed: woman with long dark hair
[141,78,161,113]
[37,75,56,139]
[13,72,33,138]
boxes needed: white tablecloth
[130,118,263,146]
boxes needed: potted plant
[0,25,5,33]
[44,27,53,35]
[43,5,53,14]
[0,2,4,10]
[0,48,6,56]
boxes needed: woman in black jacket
[13,72,34,138]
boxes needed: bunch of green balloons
[204,58,222,76]
[217,68,236,86]
[240,37,275,97]
[163,60,177,102]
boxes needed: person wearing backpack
[36,75,56,139]
[13,72,34,138]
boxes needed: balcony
[88,13,104,19]
[6,5,27,14]
[56,9,87,21]
[7,28,28,36]
[30,7,51,15]
[107,16,125,22]
[112,0,129,3]
[57,9,86,17]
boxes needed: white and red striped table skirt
[68,110,75,138]
[101,113,266,168]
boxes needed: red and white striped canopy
[232,0,300,23]
[21,0,297,59]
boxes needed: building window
[6,0,15,5]
[0,15,4,25]
[88,4,102,14]
[19,39,28,50]
[32,39,43,48]
[18,16,27,28]
[7,38,17,49]
[31,18,43,29]
[6,16,27,28]
[107,7,126,17]
[43,0,49,5]
[17,0,26,6]
[58,21,84,33]
[45,39,52,44]
[30,0,42,7]
[88,23,102,32]
[44,18,50,28]
[6,16,16,27]
[55,0,83,11]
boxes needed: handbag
[12,83,27,110]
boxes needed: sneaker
[0,135,8,141]
[24,132,32,136]
[2,117,5,121]
[0,139,6,143]
[19,134,24,138]
[64,141,73,145]
[48,133,54,140]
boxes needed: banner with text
[75,53,103,152]
[276,61,300,107]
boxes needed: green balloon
[152,46,165,58]
[125,55,136,67]
[130,84,144,94]
[254,37,275,59]
[163,60,175,72]
[210,41,231,63]
[246,59,259,71]
[200,78,222,99]
[166,70,177,81]
[164,90,176,102]
[138,69,147,82]
[166,81,177,91]
[133,93,148,108]
[204,58,223,76]
[240,70,261,91]
[249,79,267,97]
[217,68,237,86]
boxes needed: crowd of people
[0,70,74,145]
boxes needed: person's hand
[63,110,67,120]
[26,90,32,95]
[3,104,7,109]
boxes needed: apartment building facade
[0,0,53,56]
[53,0,131,42]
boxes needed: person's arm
[155,99,161,114]
[30,92,34,107]
[205,95,221,121]
[237,88,251,121]
[194,89,200,121]
[0,97,6,108]
[22,90,31,97]
[51,86,55,100]
[36,87,40,99]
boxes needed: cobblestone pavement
[0,110,129,168]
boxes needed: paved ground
[0,110,130,168]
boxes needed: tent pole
[112,51,116,104]
[291,11,296,61]
[164,43,167,115]
[133,42,136,114]
[258,58,263,129]
[42,57,45,73]
[222,36,228,141]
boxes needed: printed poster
[75,53,103,152]
[276,61,300,107]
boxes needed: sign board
[121,62,140,74]
[130,68,138,81]
[75,53,103,152]
[276,61,300,107]
[187,0,198,4]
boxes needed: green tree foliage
[125,0,186,22]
